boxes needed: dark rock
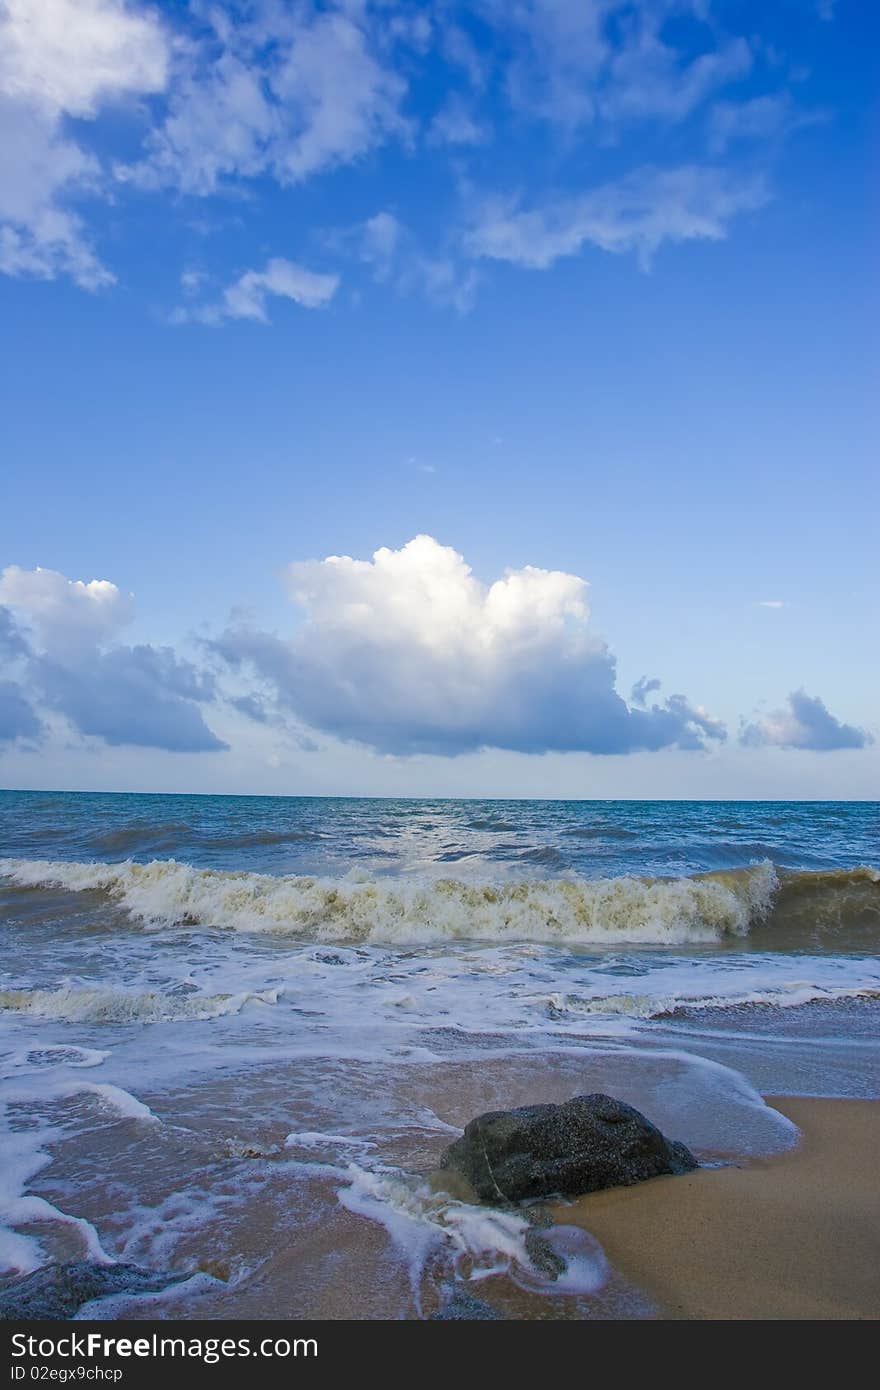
[0,1260,187,1321]
[438,1093,697,1203]
[523,1227,567,1280]
[431,1286,505,1320]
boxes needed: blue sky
[0,0,877,797]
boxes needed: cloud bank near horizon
[0,543,871,763]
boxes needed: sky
[0,0,877,799]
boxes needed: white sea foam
[0,1069,158,1273]
[0,856,781,945]
[284,1131,378,1153]
[0,982,280,1024]
[79,1082,159,1123]
[0,1118,117,1275]
[338,1163,608,1299]
[544,980,880,1021]
[74,1272,223,1321]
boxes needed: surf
[2,856,877,948]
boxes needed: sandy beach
[551,1096,880,1320]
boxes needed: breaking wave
[1,857,877,948]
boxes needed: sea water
[0,793,877,1318]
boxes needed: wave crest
[0,856,788,945]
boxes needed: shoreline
[550,1096,880,1320]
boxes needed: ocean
[0,792,877,1318]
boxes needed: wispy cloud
[709,94,826,155]
[349,210,479,313]
[465,165,769,271]
[173,257,339,325]
[0,1,836,316]
[428,95,490,147]
[122,4,410,195]
[481,0,752,131]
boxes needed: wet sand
[551,1097,880,1320]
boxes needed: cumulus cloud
[0,606,43,744]
[0,681,41,744]
[740,690,872,752]
[0,565,134,655]
[0,603,29,660]
[212,535,726,756]
[0,565,225,753]
[37,645,222,751]
[631,676,662,706]
[465,164,768,270]
[175,257,340,325]
[0,0,168,287]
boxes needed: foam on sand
[337,1162,608,1302]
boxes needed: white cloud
[0,99,111,288]
[757,599,788,609]
[212,534,726,756]
[175,256,340,325]
[0,0,167,117]
[131,4,408,194]
[0,2,816,302]
[3,552,871,773]
[740,690,872,751]
[601,35,752,126]
[0,565,134,654]
[480,0,751,131]
[268,7,408,183]
[0,565,225,753]
[0,0,169,287]
[466,164,768,270]
[357,210,403,277]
